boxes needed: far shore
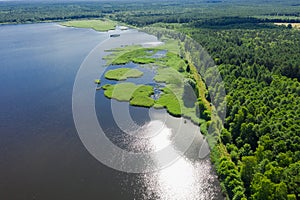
[59,19,117,32]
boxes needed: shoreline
[59,19,118,32]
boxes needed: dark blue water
[0,23,223,200]
[0,23,128,200]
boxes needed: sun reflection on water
[134,120,172,151]
[119,109,222,199]
[139,122,220,200]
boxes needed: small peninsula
[60,19,117,32]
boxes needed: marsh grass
[109,48,158,65]
[102,39,203,124]
[102,83,154,107]
[104,68,143,81]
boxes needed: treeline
[0,2,103,23]
[114,12,198,26]
[180,27,300,199]
[187,28,300,81]
[1,0,300,25]
[0,1,200,24]
[191,17,300,29]
[115,13,300,28]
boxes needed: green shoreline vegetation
[104,68,143,81]
[102,40,209,125]
[60,19,117,32]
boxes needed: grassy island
[102,82,155,107]
[154,87,181,117]
[60,19,117,32]
[104,48,157,65]
[104,68,143,81]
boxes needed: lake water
[0,23,223,199]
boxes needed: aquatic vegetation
[154,87,182,117]
[106,48,158,65]
[104,68,143,81]
[102,82,154,107]
[102,41,203,124]
[94,79,101,84]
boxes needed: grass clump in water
[154,87,182,117]
[94,79,101,84]
[105,68,143,81]
[105,48,158,65]
[102,82,154,107]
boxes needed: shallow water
[0,23,223,200]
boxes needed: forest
[1,0,299,199]
[1,0,300,24]
[185,27,300,200]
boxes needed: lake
[0,23,223,200]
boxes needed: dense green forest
[1,0,300,24]
[145,25,300,199]
[1,0,299,199]
[185,28,300,200]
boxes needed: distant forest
[1,1,299,199]
[0,0,300,24]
